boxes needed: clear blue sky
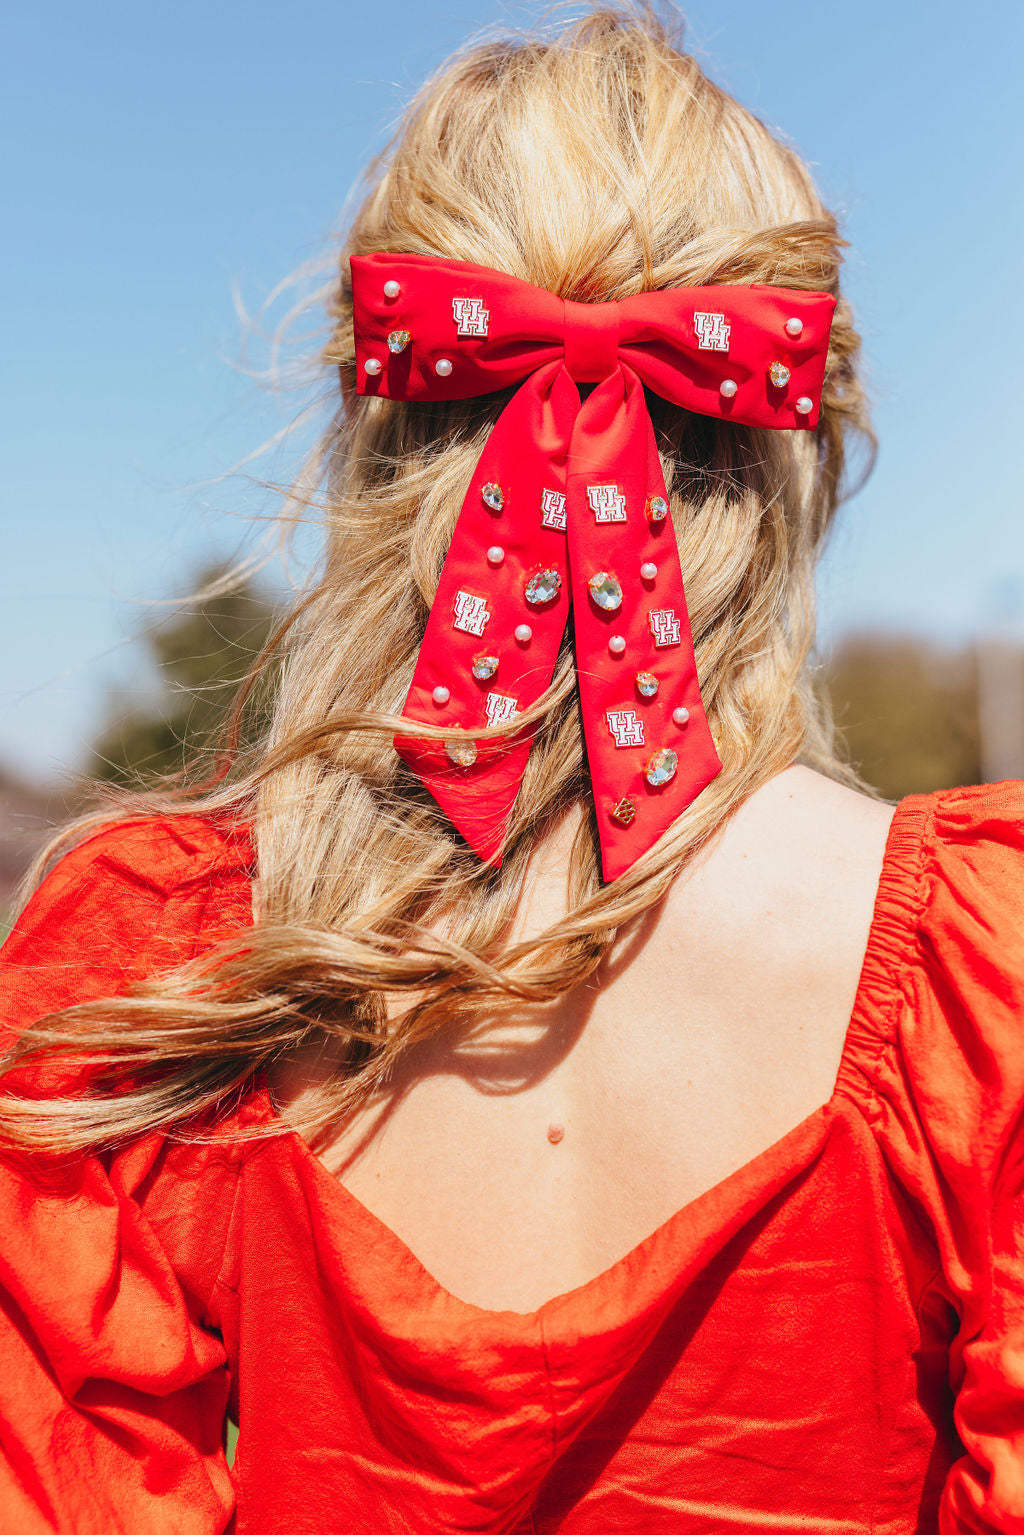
[3,0,1021,781]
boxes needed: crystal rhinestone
[640,562,657,581]
[387,329,411,354]
[635,671,659,698]
[486,545,504,566]
[769,361,791,388]
[524,568,561,606]
[795,396,814,415]
[587,571,622,612]
[644,748,678,787]
[719,377,738,399]
[610,797,637,827]
[646,494,669,524]
[481,482,504,512]
[435,358,453,376]
[471,653,499,680]
[432,685,450,706]
[608,635,626,655]
[672,706,691,727]
[514,624,532,643]
[383,280,402,299]
[445,739,477,768]
[364,357,383,376]
[785,317,803,338]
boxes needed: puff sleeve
[884,782,1024,1532]
[0,818,252,1533]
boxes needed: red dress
[2,781,1024,1534]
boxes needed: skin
[268,764,897,1314]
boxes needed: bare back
[268,765,897,1312]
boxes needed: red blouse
[2,782,1024,1533]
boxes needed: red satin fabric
[351,255,835,879]
[3,783,1024,1532]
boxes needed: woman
[2,7,1022,1532]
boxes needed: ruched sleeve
[0,817,253,1534]
[880,782,1024,1532]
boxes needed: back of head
[5,4,874,1151]
[269,4,869,913]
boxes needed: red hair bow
[350,253,835,880]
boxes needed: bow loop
[349,253,836,881]
[562,298,620,382]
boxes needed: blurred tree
[87,568,281,788]
[824,633,982,801]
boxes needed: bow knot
[350,253,835,880]
[562,297,621,382]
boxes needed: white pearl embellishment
[640,562,657,580]
[383,280,401,299]
[720,378,738,398]
[785,317,803,337]
[487,546,504,566]
[672,706,690,726]
[795,396,814,415]
[608,635,626,655]
[515,623,532,643]
[435,358,453,377]
[364,358,382,376]
[432,686,450,706]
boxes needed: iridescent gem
[587,571,622,612]
[646,495,669,524]
[481,483,504,512]
[769,361,791,388]
[610,797,637,826]
[635,671,659,698]
[445,739,477,768]
[472,653,499,680]
[524,568,561,606]
[387,329,411,354]
[644,748,678,787]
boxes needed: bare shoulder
[661,765,898,964]
[736,764,898,859]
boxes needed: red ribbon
[351,253,836,880]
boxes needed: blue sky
[3,0,1021,780]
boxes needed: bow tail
[566,368,722,881]
[394,363,578,866]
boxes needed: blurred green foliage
[824,634,982,801]
[87,569,280,787]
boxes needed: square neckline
[247,790,925,1323]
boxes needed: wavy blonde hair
[1,4,875,1153]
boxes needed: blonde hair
[1,4,875,1153]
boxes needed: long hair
[0,4,875,1153]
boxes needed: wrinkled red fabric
[351,254,835,879]
[2,784,1024,1532]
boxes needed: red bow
[350,253,835,880]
